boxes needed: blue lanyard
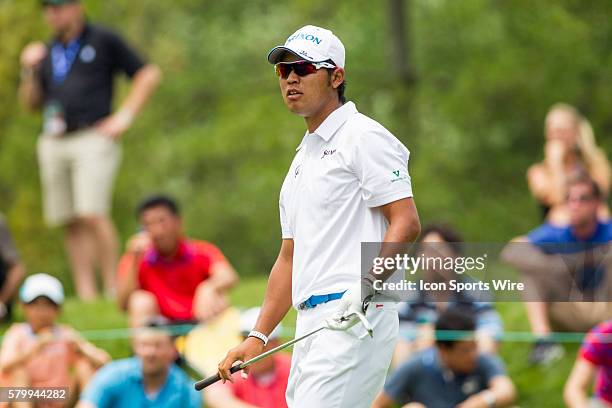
[51,38,81,84]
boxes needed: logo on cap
[287,33,323,45]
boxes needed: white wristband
[248,330,269,346]
[481,390,496,408]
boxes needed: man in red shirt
[205,307,291,408]
[117,195,239,327]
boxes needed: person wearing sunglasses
[503,174,612,366]
[217,25,421,407]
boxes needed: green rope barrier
[0,326,608,344]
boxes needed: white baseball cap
[267,25,346,68]
[20,273,65,305]
[240,307,283,339]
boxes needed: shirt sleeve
[79,364,120,408]
[107,30,145,78]
[0,217,20,266]
[202,242,228,267]
[383,358,417,404]
[580,323,605,366]
[527,223,558,245]
[479,354,506,383]
[279,190,293,239]
[351,127,413,208]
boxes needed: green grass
[0,278,579,407]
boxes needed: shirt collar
[434,349,457,382]
[295,101,357,151]
[53,22,89,46]
[569,221,605,242]
[130,358,178,398]
[144,239,190,264]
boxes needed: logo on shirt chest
[461,377,479,395]
[80,45,96,63]
[321,149,337,159]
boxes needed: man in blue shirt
[372,309,516,408]
[503,175,612,365]
[77,327,201,408]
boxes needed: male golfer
[217,25,420,407]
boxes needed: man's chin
[287,106,308,117]
[283,100,307,116]
[142,366,165,376]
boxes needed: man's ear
[331,68,345,90]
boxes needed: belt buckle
[298,297,314,310]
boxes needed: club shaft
[194,326,325,390]
[242,326,325,366]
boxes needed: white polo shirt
[279,101,413,308]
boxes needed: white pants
[286,298,398,408]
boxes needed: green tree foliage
[0,0,610,286]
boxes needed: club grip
[194,365,243,391]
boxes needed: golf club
[194,311,373,391]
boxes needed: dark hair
[136,194,180,218]
[435,308,476,349]
[419,223,464,256]
[336,80,346,104]
[567,173,602,201]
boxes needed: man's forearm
[487,377,517,407]
[254,244,293,337]
[18,71,43,111]
[117,64,161,117]
[117,255,140,310]
[370,201,421,283]
[206,263,239,292]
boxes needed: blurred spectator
[394,224,502,367]
[205,307,290,408]
[77,325,201,408]
[0,214,26,322]
[0,274,110,408]
[372,309,516,408]
[18,0,161,300]
[564,320,612,408]
[527,103,610,225]
[117,195,239,327]
[503,175,612,365]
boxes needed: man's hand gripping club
[325,276,376,337]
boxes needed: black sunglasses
[275,60,336,79]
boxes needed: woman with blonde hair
[527,103,611,224]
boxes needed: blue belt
[298,291,346,310]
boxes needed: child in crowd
[0,274,110,407]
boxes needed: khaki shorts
[37,129,121,226]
